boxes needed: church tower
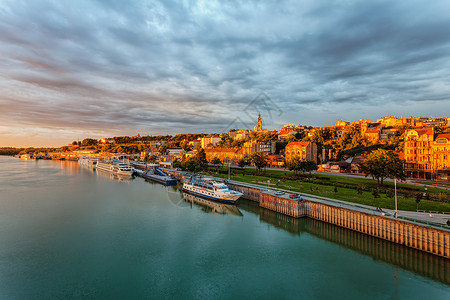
[254,110,262,132]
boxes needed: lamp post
[394,178,398,218]
[228,161,231,180]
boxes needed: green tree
[194,148,208,169]
[158,145,168,155]
[82,138,98,146]
[210,157,222,165]
[286,156,302,174]
[250,151,267,172]
[358,149,405,187]
[173,158,182,169]
[415,193,422,211]
[301,161,317,175]
[357,185,364,195]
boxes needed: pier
[164,169,450,259]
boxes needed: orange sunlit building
[404,128,450,180]
[432,133,450,180]
[285,141,317,164]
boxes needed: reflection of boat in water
[96,160,133,177]
[95,167,132,181]
[78,157,97,169]
[183,176,243,203]
[183,192,242,216]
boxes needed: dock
[163,168,450,259]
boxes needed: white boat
[96,160,133,177]
[78,157,97,169]
[182,176,243,204]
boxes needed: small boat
[96,160,133,177]
[140,166,177,185]
[182,176,243,203]
[20,154,32,160]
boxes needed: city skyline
[1,0,450,147]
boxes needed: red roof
[413,128,433,136]
[205,148,239,153]
[435,133,450,140]
[279,129,294,135]
[286,141,311,147]
[365,129,379,134]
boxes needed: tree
[301,161,317,175]
[237,158,249,168]
[415,193,422,211]
[158,145,168,155]
[82,138,98,146]
[250,151,267,172]
[173,158,182,169]
[286,156,302,174]
[358,149,405,187]
[194,148,208,167]
[210,157,222,165]
[236,158,250,174]
[210,157,222,172]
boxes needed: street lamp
[394,178,398,218]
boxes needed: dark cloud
[0,0,449,146]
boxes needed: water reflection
[238,199,450,286]
[182,193,243,216]
[95,168,133,181]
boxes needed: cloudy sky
[1,0,449,147]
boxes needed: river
[0,156,448,299]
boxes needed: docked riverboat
[96,160,133,177]
[140,167,177,185]
[182,176,243,203]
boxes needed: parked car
[274,190,285,196]
[289,193,299,199]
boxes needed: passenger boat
[140,166,177,185]
[96,160,133,177]
[182,176,243,203]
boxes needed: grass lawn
[203,166,450,213]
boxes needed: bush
[372,189,380,198]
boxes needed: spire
[254,110,262,132]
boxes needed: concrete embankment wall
[304,200,450,259]
[163,170,450,259]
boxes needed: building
[335,120,350,127]
[278,124,305,140]
[232,129,250,141]
[380,127,398,141]
[266,154,285,168]
[432,133,450,180]
[351,119,371,128]
[200,136,221,148]
[254,110,263,132]
[242,141,276,155]
[362,122,383,143]
[204,148,243,163]
[404,128,434,179]
[285,141,317,164]
[257,141,276,155]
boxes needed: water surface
[0,156,448,299]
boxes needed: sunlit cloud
[0,0,449,146]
